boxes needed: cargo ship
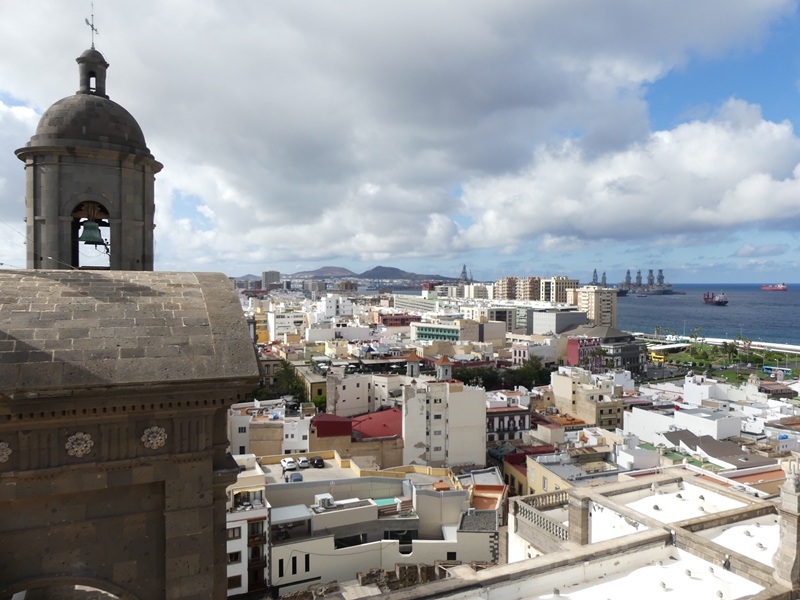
[761,283,789,291]
[703,292,729,306]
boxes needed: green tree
[311,394,327,413]
[276,360,305,400]
[503,356,551,389]
[452,366,501,389]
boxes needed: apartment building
[539,276,579,303]
[229,401,313,456]
[551,366,625,429]
[260,464,502,596]
[566,285,618,327]
[403,379,487,468]
[266,310,308,342]
[226,455,270,595]
[262,270,281,288]
[517,276,541,301]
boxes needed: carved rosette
[0,441,11,463]
[141,426,167,450]
[65,432,94,458]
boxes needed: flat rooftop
[619,481,746,523]
[524,548,762,599]
[696,513,780,566]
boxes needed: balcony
[248,532,266,546]
[248,555,267,569]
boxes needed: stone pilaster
[568,494,591,545]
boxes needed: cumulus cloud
[0,1,796,278]
[459,99,800,248]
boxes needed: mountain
[359,265,454,281]
[291,266,358,278]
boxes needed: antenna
[85,2,99,49]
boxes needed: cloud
[459,99,800,249]
[0,1,796,279]
[733,243,790,257]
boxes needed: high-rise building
[16,48,162,270]
[540,276,579,303]
[517,276,541,301]
[261,270,281,288]
[567,285,617,327]
[494,276,518,300]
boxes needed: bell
[78,220,105,245]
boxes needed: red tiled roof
[352,408,402,439]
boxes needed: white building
[624,404,743,446]
[226,455,270,595]
[266,310,308,342]
[402,378,487,468]
[264,468,502,596]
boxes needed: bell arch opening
[71,201,111,270]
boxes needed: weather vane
[85,2,99,49]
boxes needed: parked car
[310,456,324,468]
[280,457,297,471]
[289,472,303,482]
[297,456,310,469]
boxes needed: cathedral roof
[0,270,260,394]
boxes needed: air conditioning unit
[315,493,335,508]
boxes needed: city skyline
[1,2,800,283]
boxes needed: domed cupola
[15,48,162,271]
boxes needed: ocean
[616,283,800,346]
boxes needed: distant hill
[359,265,454,281]
[234,274,261,281]
[291,266,358,278]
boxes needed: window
[248,521,264,536]
[285,434,289,439]
[433,446,442,451]
[302,434,307,440]
[434,398,442,404]
[542,477,548,491]
[227,575,242,590]
[227,527,241,540]
[305,553,310,572]
[433,414,442,420]
[433,430,441,435]
[292,555,297,575]
[447,552,457,560]
[342,385,346,390]
[278,558,284,577]
[356,382,360,388]
[239,446,245,454]
[238,426,247,433]
[317,389,322,396]
[228,552,241,564]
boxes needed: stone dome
[18,48,156,160]
[26,94,151,155]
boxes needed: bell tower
[16,48,162,270]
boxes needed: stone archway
[2,576,136,600]
[70,198,111,269]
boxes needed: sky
[1,1,800,284]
